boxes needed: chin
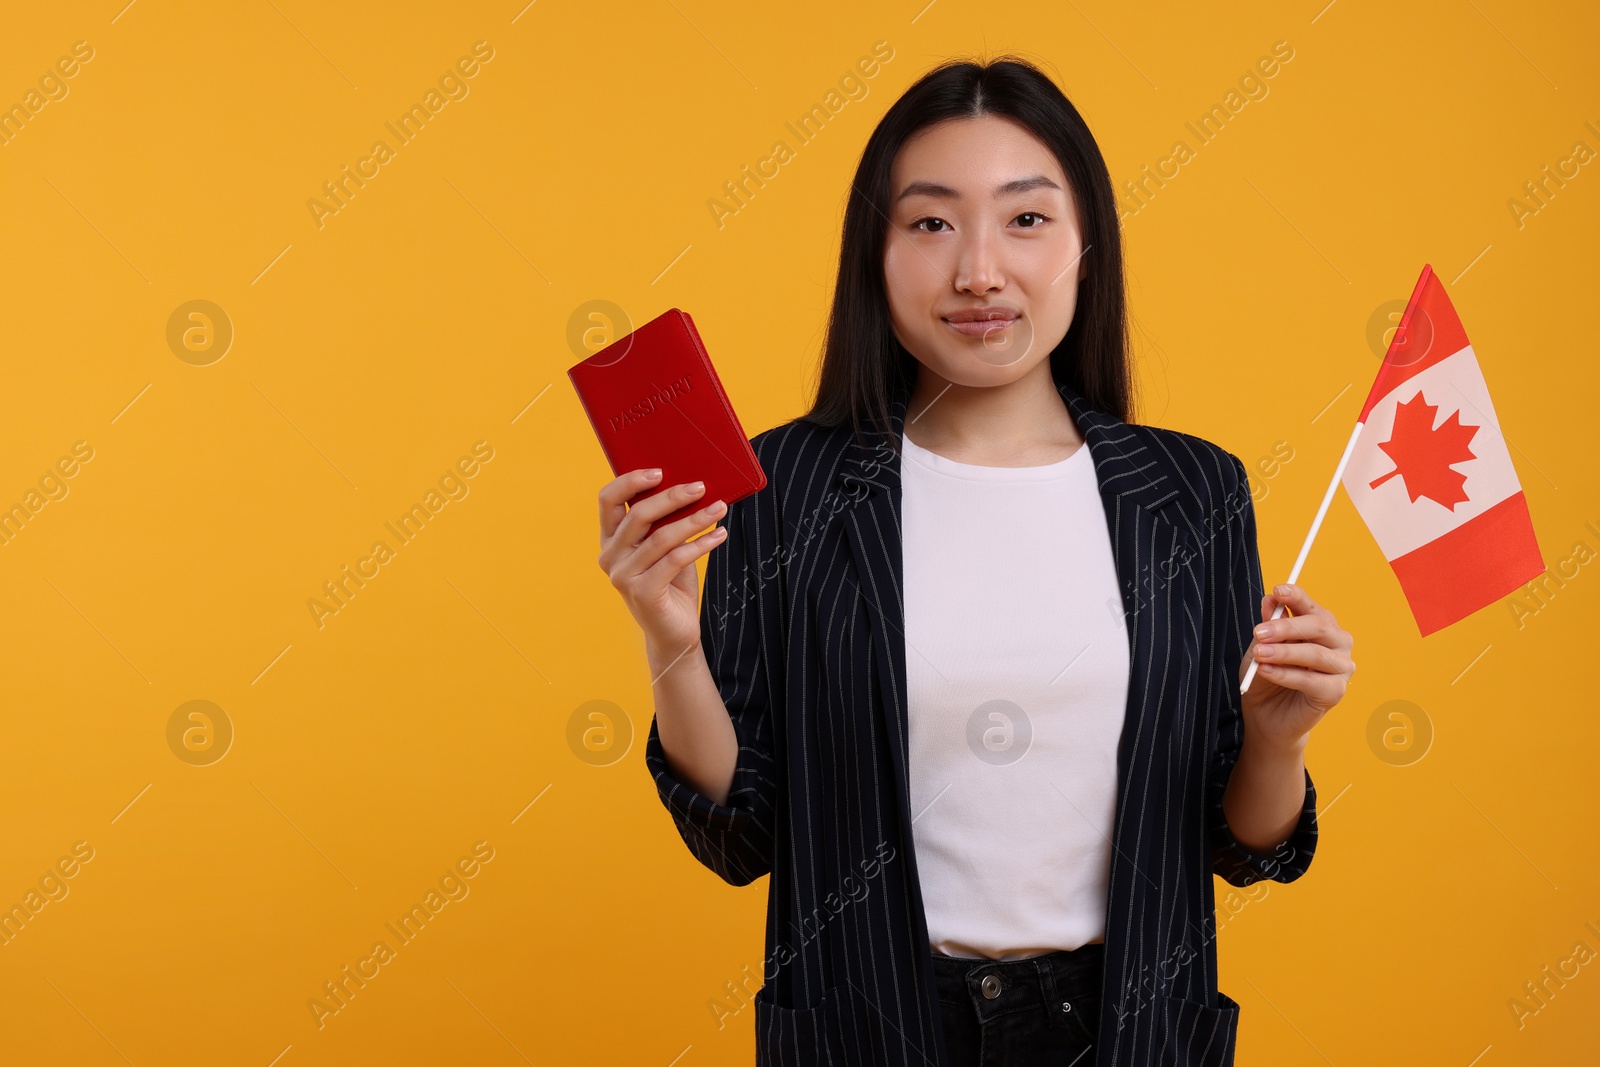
[928,358,1031,388]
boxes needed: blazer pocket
[755,984,851,1067]
[1156,990,1240,1067]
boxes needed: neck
[902,363,1084,467]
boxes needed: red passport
[568,308,766,538]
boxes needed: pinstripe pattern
[645,376,1319,1066]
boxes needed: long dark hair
[797,54,1134,449]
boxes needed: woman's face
[882,113,1088,384]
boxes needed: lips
[943,308,1020,323]
[942,307,1020,338]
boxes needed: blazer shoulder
[1134,423,1250,513]
[749,416,848,464]
[747,418,854,497]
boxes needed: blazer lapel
[835,374,1193,946]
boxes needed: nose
[952,225,1004,295]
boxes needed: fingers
[599,468,663,544]
[1257,590,1353,652]
[1255,602,1331,644]
[1265,582,1327,620]
[1250,660,1349,708]
[1251,582,1357,694]
[638,494,728,561]
[624,479,712,545]
[1252,639,1345,674]
[639,521,728,588]
[602,474,708,550]
[612,492,728,585]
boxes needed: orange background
[0,1,1595,1064]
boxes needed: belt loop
[1036,956,1073,1031]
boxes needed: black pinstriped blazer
[644,374,1319,1067]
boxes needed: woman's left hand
[1239,583,1356,750]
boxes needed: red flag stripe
[1357,264,1474,422]
[1387,490,1545,636]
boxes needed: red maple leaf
[1368,391,1480,509]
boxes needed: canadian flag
[1340,265,1546,636]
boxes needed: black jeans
[931,941,1104,1066]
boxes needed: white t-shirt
[900,429,1131,960]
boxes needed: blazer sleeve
[1208,451,1319,887]
[642,474,781,888]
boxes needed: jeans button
[981,974,1002,1000]
[1062,1000,1073,1013]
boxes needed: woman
[596,55,1355,1067]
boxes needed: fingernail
[1255,625,1270,638]
[1275,584,1290,596]
[645,468,662,479]
[688,480,705,492]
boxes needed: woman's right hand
[597,469,728,655]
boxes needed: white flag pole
[1240,419,1367,694]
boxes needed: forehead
[889,115,1069,197]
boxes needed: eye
[909,215,949,233]
[1014,212,1050,228]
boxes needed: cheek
[881,238,911,294]
[883,239,945,314]
[1032,238,1084,330]
[881,245,919,321]
[882,248,948,364]
[1044,283,1080,335]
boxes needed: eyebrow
[894,174,1063,202]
